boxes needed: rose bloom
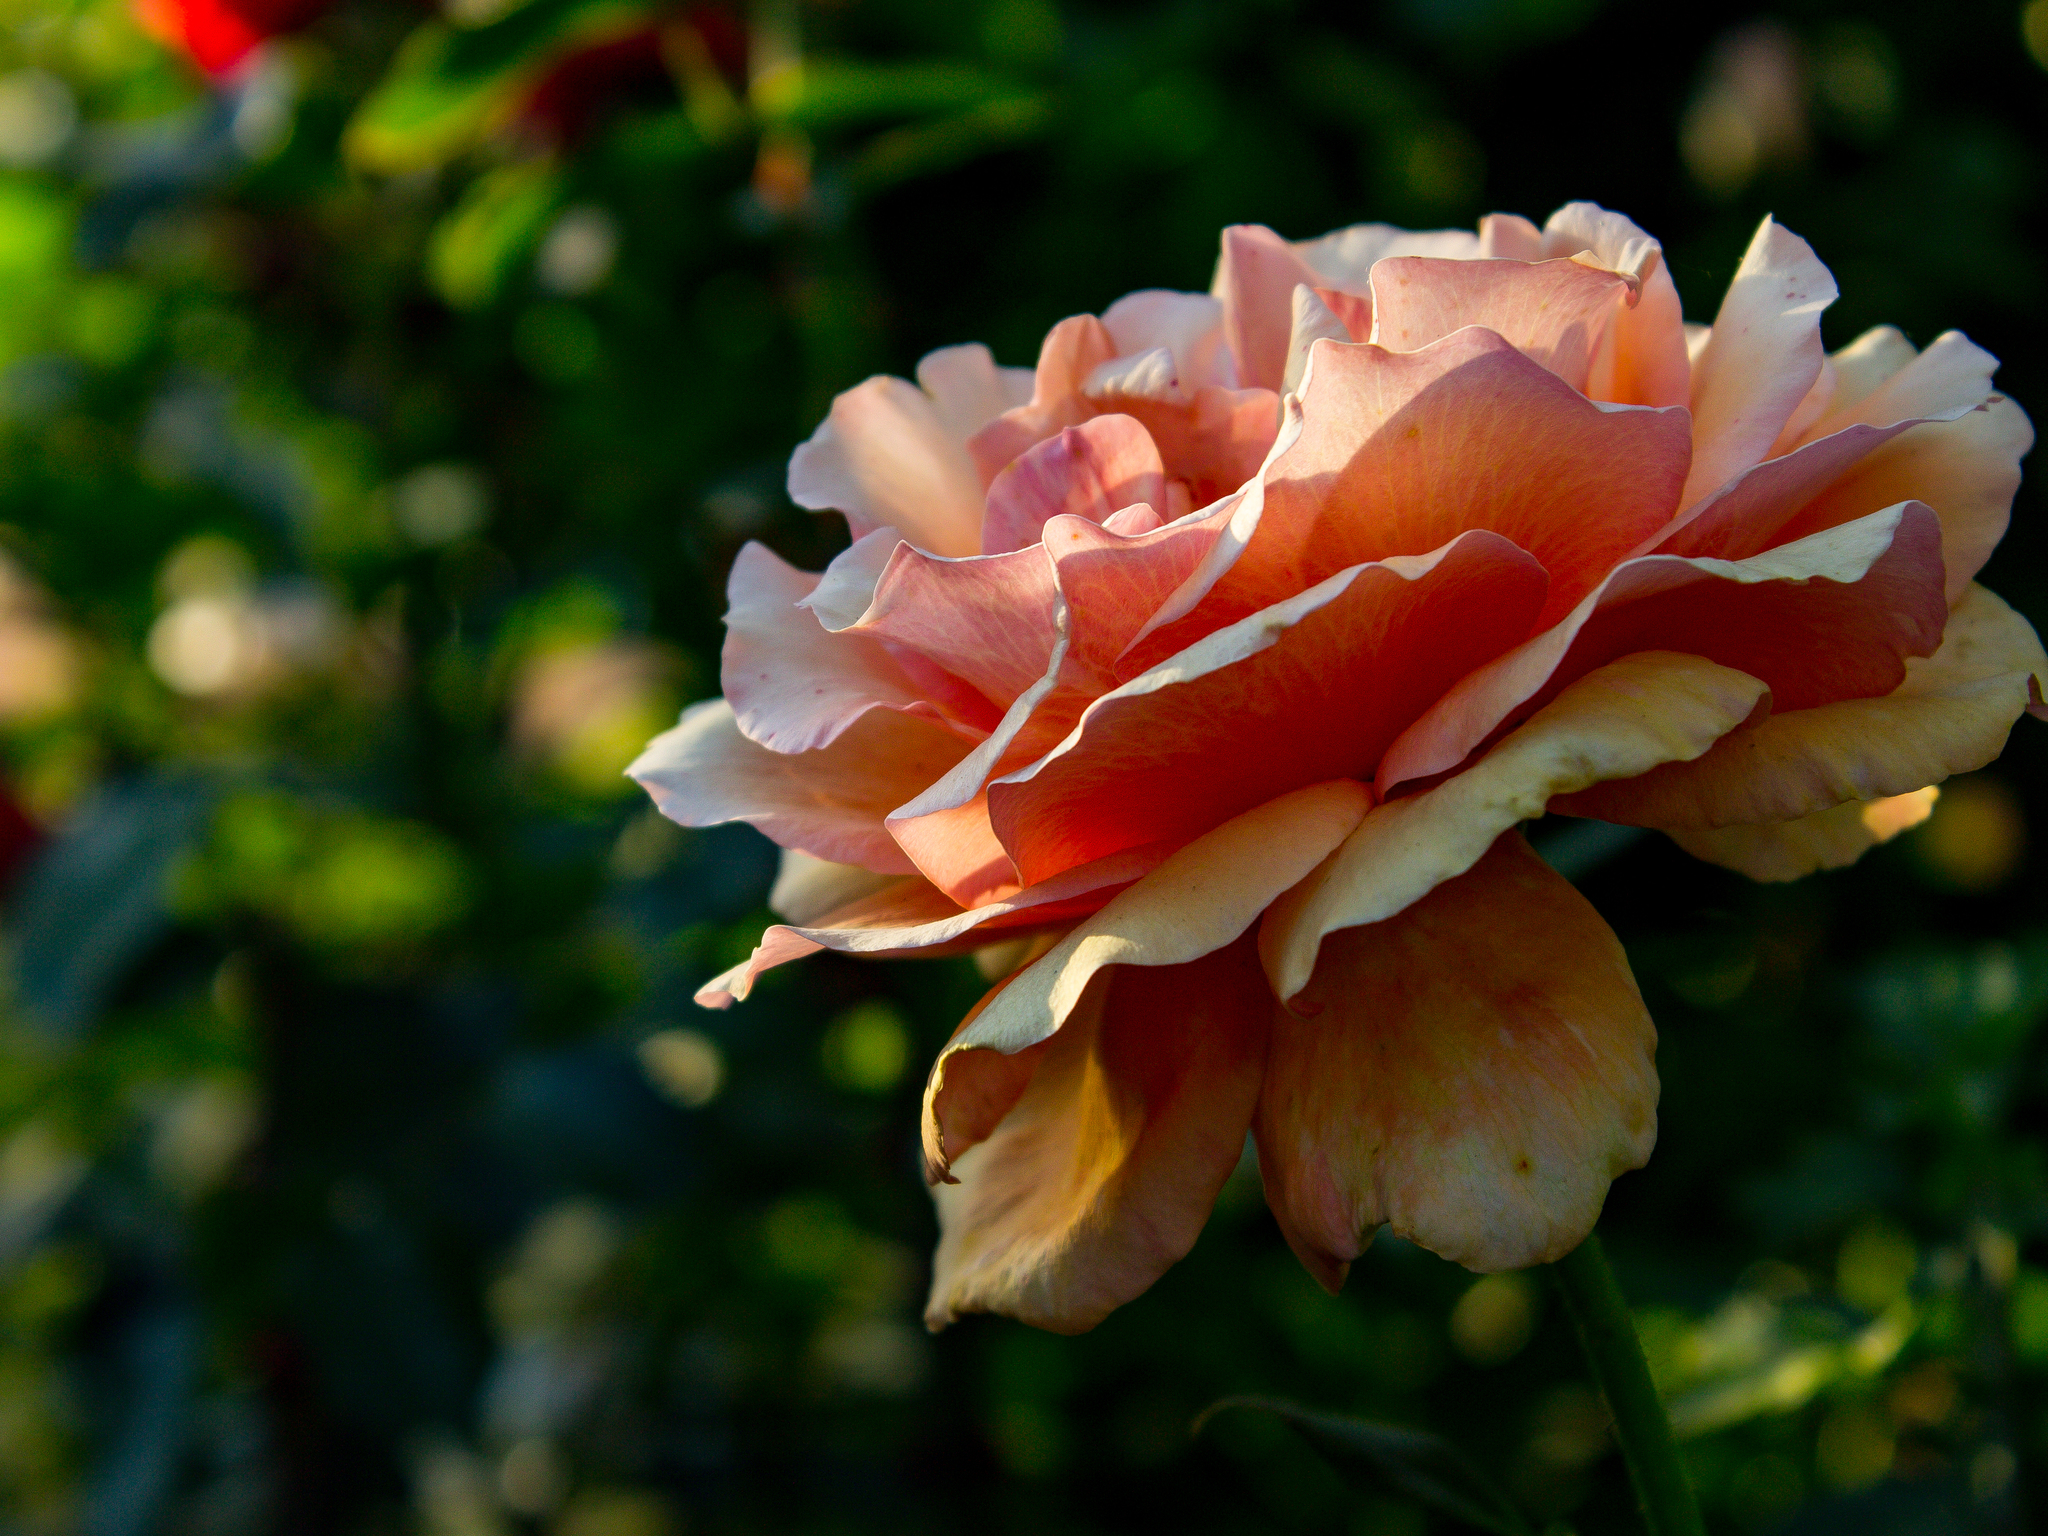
[631,204,2045,1332]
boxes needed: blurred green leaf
[344,0,657,173]
[754,58,1035,130]
[1197,1397,1532,1535]
[428,157,566,309]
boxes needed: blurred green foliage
[0,0,2043,1532]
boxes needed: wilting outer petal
[1143,329,1691,649]
[697,842,1164,1007]
[1683,218,1838,508]
[988,531,1548,886]
[788,377,987,555]
[1365,256,1637,393]
[925,939,1271,1333]
[628,700,968,874]
[721,542,938,754]
[1664,788,1939,883]
[924,779,1371,1171]
[1379,501,1948,792]
[1260,652,1769,1004]
[982,414,1166,555]
[1253,831,1657,1287]
[1539,202,1690,409]
[1556,584,2048,829]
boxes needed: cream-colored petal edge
[1259,652,1770,1003]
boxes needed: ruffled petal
[1260,651,1767,1003]
[924,779,1370,1151]
[924,938,1270,1333]
[1253,831,1656,1286]
[767,848,897,923]
[1365,255,1638,393]
[629,699,969,873]
[885,500,1243,896]
[1772,332,2029,603]
[1214,223,1326,392]
[981,414,1166,555]
[720,541,944,753]
[968,315,1120,482]
[1663,788,1939,883]
[1682,217,1838,508]
[987,530,1548,886]
[697,842,1163,1006]
[1139,327,1691,647]
[1555,583,2048,828]
[1098,290,1232,394]
[845,541,1060,711]
[1538,202,1690,408]
[1380,500,1948,791]
[915,342,1034,443]
[787,376,988,555]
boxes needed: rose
[631,203,2046,1334]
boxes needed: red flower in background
[135,0,330,74]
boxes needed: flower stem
[1550,1232,1706,1536]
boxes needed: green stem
[1550,1232,1707,1536]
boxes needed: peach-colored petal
[1138,328,1691,650]
[1214,223,1324,392]
[800,527,900,631]
[925,938,1270,1333]
[1663,787,1939,883]
[931,779,1369,1087]
[981,414,1166,554]
[1476,212,1544,259]
[1556,584,2048,829]
[767,849,898,924]
[1365,256,1638,393]
[1379,500,1948,791]
[1292,220,1482,283]
[1096,289,1232,395]
[1538,202,1690,408]
[1213,220,1485,393]
[1253,831,1656,1287]
[1108,386,1279,509]
[968,315,1119,482]
[988,531,1548,886]
[1774,333,2030,602]
[696,842,1163,1007]
[914,342,1034,442]
[1651,410,1977,568]
[885,500,1244,893]
[847,541,1060,711]
[628,699,969,874]
[1824,325,1918,413]
[787,376,987,555]
[720,541,944,754]
[1682,217,1837,509]
[1260,652,1768,1003]
[1281,284,1352,395]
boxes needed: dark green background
[0,0,2045,1531]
